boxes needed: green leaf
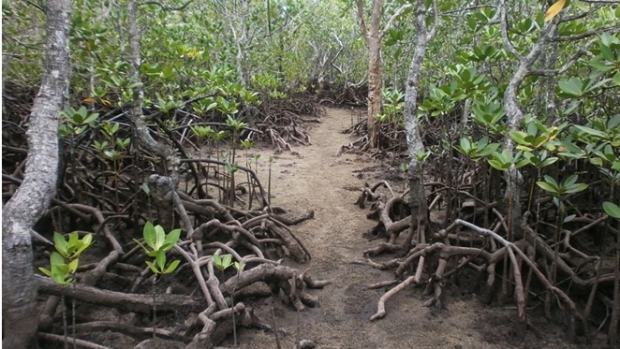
[82,233,93,248]
[156,249,166,270]
[590,157,604,167]
[233,262,245,273]
[515,159,530,169]
[141,183,151,195]
[213,253,222,267]
[509,131,529,145]
[564,183,588,194]
[68,259,79,273]
[573,125,607,139]
[458,137,472,154]
[145,260,160,274]
[537,181,559,194]
[540,157,559,167]
[603,201,620,219]
[154,225,166,250]
[143,222,156,249]
[83,112,99,125]
[488,159,508,171]
[164,260,181,274]
[222,254,233,269]
[68,232,79,246]
[39,267,52,277]
[608,115,620,129]
[52,272,70,285]
[53,232,68,257]
[564,214,576,223]
[564,174,578,187]
[558,78,583,97]
[164,229,181,250]
[50,251,65,266]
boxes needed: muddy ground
[215,107,605,349]
[46,107,609,349]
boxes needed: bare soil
[221,107,601,349]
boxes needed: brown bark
[36,275,201,313]
[362,0,384,149]
[2,1,71,348]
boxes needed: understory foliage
[2,0,620,347]
[346,1,620,346]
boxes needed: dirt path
[230,108,594,349]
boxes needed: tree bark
[357,0,411,149]
[356,0,384,149]
[499,0,557,235]
[403,0,437,245]
[2,0,72,348]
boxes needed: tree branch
[355,0,369,42]
[138,0,195,11]
[552,24,620,42]
[530,39,598,76]
[498,0,522,60]
[379,4,412,40]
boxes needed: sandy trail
[228,108,595,349]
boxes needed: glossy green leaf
[164,229,181,250]
[564,214,576,223]
[156,249,166,270]
[558,78,583,97]
[68,259,79,273]
[50,251,65,266]
[537,179,559,194]
[143,222,156,250]
[154,225,166,250]
[54,232,68,257]
[603,201,620,219]
[564,183,588,194]
[573,125,607,139]
[164,260,181,274]
[145,260,160,274]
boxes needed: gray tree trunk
[499,0,557,236]
[403,0,437,245]
[2,0,72,348]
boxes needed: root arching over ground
[3,84,330,349]
[2,96,613,348]
[350,159,617,347]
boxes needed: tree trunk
[403,0,436,245]
[499,0,557,237]
[356,0,385,149]
[367,34,382,148]
[2,0,72,348]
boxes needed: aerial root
[354,180,599,343]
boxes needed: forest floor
[217,107,603,349]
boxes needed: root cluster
[354,180,618,343]
[2,82,328,349]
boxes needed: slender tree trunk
[367,34,382,148]
[2,0,72,348]
[357,0,410,149]
[356,0,384,149]
[499,0,557,237]
[127,0,181,232]
[403,0,437,245]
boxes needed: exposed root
[354,179,611,342]
[1,89,326,348]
